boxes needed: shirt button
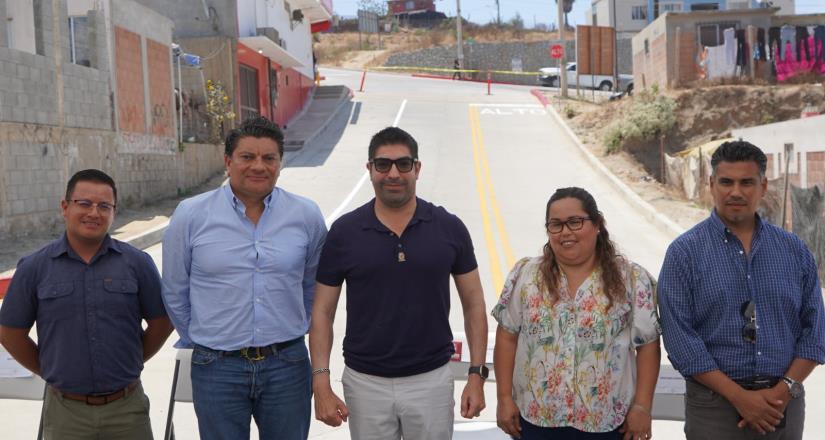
[747,275,751,279]
[739,250,744,255]
[256,298,261,303]
[255,328,261,332]
[757,352,762,355]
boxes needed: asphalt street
[2,68,824,439]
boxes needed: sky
[333,1,825,27]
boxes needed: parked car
[538,62,634,95]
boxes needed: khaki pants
[342,363,454,440]
[43,382,153,440]
[684,380,804,440]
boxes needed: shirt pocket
[103,278,139,317]
[36,282,77,322]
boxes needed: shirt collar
[709,208,765,238]
[360,197,433,231]
[50,233,121,259]
[223,184,275,212]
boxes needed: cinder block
[11,200,25,215]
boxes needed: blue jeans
[190,341,311,440]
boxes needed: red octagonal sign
[550,44,564,59]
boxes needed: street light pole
[456,0,464,70]
[558,0,568,98]
[496,0,501,25]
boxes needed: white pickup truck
[538,62,634,94]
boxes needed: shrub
[602,88,676,154]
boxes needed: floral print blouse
[491,256,661,432]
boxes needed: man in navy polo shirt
[309,126,489,439]
[0,169,173,439]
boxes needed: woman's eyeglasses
[545,216,591,234]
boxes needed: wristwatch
[782,376,804,399]
[468,365,489,380]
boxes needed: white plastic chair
[163,349,193,440]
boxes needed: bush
[602,87,676,154]
[563,104,576,119]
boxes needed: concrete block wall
[0,123,225,236]
[633,32,668,90]
[385,39,634,86]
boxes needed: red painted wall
[388,0,435,14]
[236,42,313,128]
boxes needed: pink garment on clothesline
[775,36,825,82]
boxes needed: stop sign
[550,44,564,59]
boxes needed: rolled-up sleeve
[491,257,530,334]
[794,240,825,364]
[161,203,194,348]
[658,243,719,376]
[629,262,661,347]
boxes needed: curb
[284,86,354,151]
[530,89,686,238]
[411,73,526,86]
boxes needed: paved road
[3,68,823,439]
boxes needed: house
[587,0,795,38]
[631,7,825,90]
[134,0,333,135]
[0,0,225,236]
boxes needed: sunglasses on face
[545,216,591,234]
[741,300,756,343]
[370,157,417,173]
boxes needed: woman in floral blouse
[492,187,661,440]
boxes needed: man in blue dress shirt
[0,169,173,439]
[659,141,825,440]
[162,117,326,440]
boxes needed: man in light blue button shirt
[162,117,326,440]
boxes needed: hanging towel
[796,26,811,62]
[768,27,781,61]
[780,25,795,61]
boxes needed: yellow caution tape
[369,66,542,76]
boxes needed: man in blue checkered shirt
[659,141,825,440]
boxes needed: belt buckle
[241,347,265,361]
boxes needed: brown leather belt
[50,381,140,406]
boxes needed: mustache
[725,197,748,204]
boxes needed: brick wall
[675,30,698,85]
[115,27,146,133]
[146,38,173,137]
[633,33,668,91]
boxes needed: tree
[509,12,524,30]
[358,0,387,15]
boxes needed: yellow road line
[471,108,517,272]
[468,106,504,294]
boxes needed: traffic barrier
[0,275,11,299]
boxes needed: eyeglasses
[370,157,417,173]
[68,199,116,214]
[546,216,591,234]
[741,300,756,343]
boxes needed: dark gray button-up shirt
[0,234,166,394]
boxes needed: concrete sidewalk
[0,84,353,289]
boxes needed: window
[697,22,738,47]
[405,0,414,10]
[644,38,650,55]
[239,64,260,121]
[691,3,720,11]
[68,16,91,67]
[661,3,682,13]
[632,6,647,21]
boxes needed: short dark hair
[711,140,767,177]
[225,116,285,157]
[368,127,419,160]
[66,169,117,203]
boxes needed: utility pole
[558,0,568,98]
[496,0,501,25]
[612,0,619,92]
[456,0,464,71]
